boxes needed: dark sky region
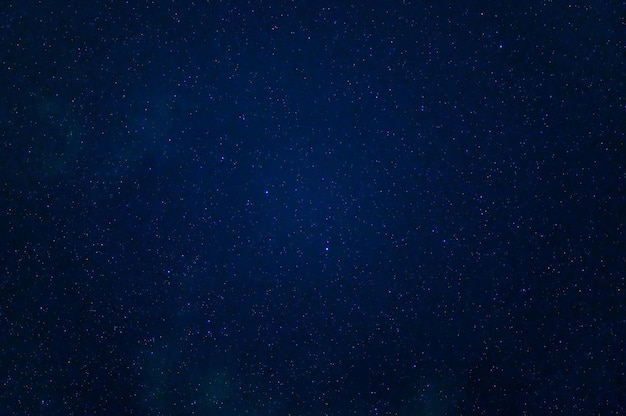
[1,1,624,414]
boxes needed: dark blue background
[1,1,624,414]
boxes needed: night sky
[1,1,624,414]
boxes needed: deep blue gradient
[1,1,624,414]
